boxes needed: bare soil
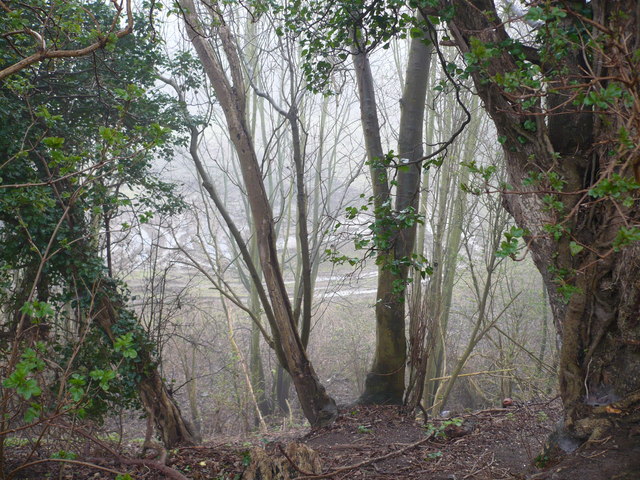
[6,398,640,479]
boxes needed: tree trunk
[356,18,434,405]
[290,113,313,348]
[56,179,197,448]
[137,370,198,447]
[93,285,197,447]
[180,0,337,427]
[249,261,274,417]
[275,365,292,415]
[537,286,550,378]
[435,216,505,411]
[186,348,202,437]
[424,0,640,438]
[421,97,478,411]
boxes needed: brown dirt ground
[6,398,640,479]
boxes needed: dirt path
[7,399,640,479]
[165,400,564,479]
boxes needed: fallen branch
[51,422,189,480]
[8,458,125,479]
[113,457,190,480]
[83,456,189,480]
[428,368,515,382]
[291,432,434,479]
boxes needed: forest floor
[6,397,640,479]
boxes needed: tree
[177,0,338,427]
[418,0,640,440]
[162,20,364,415]
[352,15,435,404]
[410,88,478,411]
[287,3,437,404]
[0,0,133,80]
[0,2,197,451]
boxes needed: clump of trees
[0,2,197,471]
[1,0,638,476]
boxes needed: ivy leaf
[613,227,640,251]
[90,369,117,391]
[114,332,138,358]
[569,241,583,256]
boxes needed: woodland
[1,0,639,479]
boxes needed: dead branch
[291,432,434,479]
[8,458,125,479]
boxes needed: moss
[358,372,404,405]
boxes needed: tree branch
[0,0,134,81]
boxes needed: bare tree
[177,0,337,426]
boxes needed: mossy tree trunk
[355,16,435,405]
[93,285,197,447]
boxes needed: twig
[292,433,434,479]
[428,368,515,382]
[582,448,610,458]
[463,453,496,479]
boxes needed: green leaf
[24,403,42,423]
[557,284,582,303]
[51,450,78,460]
[42,137,65,149]
[20,300,54,320]
[17,378,42,400]
[409,26,423,38]
[69,385,85,402]
[496,226,525,258]
[90,369,117,391]
[569,241,583,256]
[613,227,640,251]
